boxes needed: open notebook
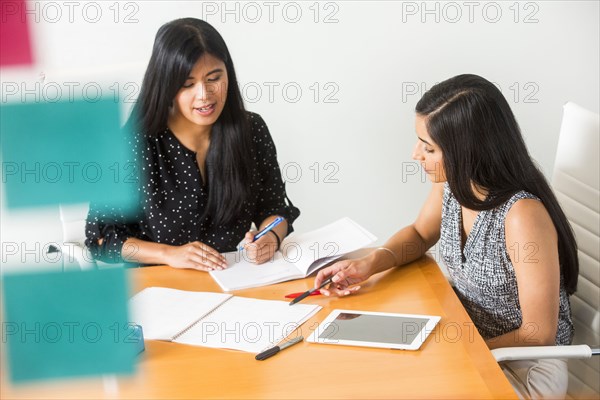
[210,217,376,291]
[129,287,321,353]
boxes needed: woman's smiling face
[171,53,229,130]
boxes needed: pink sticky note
[1,0,34,66]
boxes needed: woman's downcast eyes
[181,75,222,89]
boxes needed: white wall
[2,1,599,271]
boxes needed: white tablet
[307,309,441,351]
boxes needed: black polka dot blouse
[85,112,300,263]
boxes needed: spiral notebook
[129,287,321,353]
[210,217,377,291]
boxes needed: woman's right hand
[314,257,374,297]
[163,242,227,272]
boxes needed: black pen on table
[289,276,333,306]
[255,336,303,361]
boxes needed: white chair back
[552,102,600,398]
[59,203,90,246]
[58,203,96,270]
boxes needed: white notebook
[209,217,376,291]
[129,287,321,353]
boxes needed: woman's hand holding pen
[315,257,374,297]
[163,242,227,272]
[240,216,285,265]
[242,230,279,265]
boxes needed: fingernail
[331,275,340,283]
[344,291,350,295]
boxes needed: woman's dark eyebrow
[185,68,224,80]
[418,136,432,145]
[205,68,223,76]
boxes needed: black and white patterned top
[85,112,299,263]
[440,183,573,345]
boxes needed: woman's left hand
[242,230,278,264]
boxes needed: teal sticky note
[0,98,139,212]
[2,268,137,382]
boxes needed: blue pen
[238,216,284,251]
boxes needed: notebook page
[285,217,377,275]
[175,296,321,353]
[209,251,305,291]
[210,218,376,291]
[129,287,231,340]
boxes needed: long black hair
[415,74,578,294]
[128,18,252,226]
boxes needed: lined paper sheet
[210,217,376,291]
[129,288,231,340]
[128,288,321,353]
[176,296,321,353]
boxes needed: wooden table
[1,256,517,399]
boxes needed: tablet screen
[318,312,431,345]
[308,309,441,350]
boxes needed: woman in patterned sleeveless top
[315,74,579,399]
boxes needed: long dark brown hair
[128,18,252,225]
[416,74,578,294]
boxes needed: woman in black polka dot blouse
[85,18,299,271]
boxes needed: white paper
[175,296,321,353]
[129,287,321,353]
[209,217,376,291]
[129,287,231,340]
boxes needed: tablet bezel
[307,309,441,351]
